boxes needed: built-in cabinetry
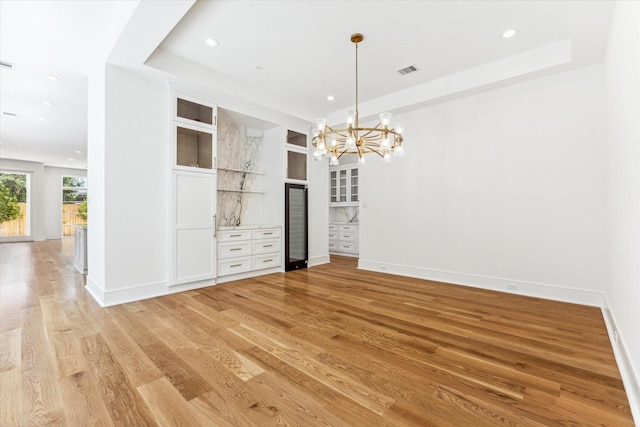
[330,164,358,206]
[329,164,359,256]
[170,95,217,285]
[329,223,359,256]
[217,226,282,280]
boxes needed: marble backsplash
[217,119,264,227]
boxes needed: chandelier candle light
[312,33,405,166]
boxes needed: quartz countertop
[218,224,281,231]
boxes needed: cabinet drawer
[218,257,252,276]
[218,230,252,242]
[328,231,338,240]
[253,238,281,254]
[328,224,338,232]
[253,228,281,239]
[218,241,251,258]
[328,241,339,251]
[339,242,357,253]
[339,232,356,242]
[253,253,281,270]
[339,225,358,233]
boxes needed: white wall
[87,64,170,305]
[0,159,45,241]
[105,65,169,291]
[359,64,607,306]
[87,61,108,297]
[604,0,640,420]
[43,166,87,239]
[308,141,329,266]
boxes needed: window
[0,171,30,238]
[62,176,87,237]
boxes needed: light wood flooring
[0,239,633,426]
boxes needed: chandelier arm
[360,145,386,158]
[359,124,383,139]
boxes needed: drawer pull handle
[263,259,272,263]
[230,234,242,237]
[263,232,273,235]
[230,264,242,268]
[263,244,273,248]
[230,248,242,251]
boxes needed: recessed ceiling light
[46,75,60,81]
[68,158,74,161]
[327,95,335,101]
[42,101,54,107]
[38,117,47,122]
[75,150,82,154]
[204,38,219,47]
[502,28,519,39]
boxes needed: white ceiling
[0,0,615,169]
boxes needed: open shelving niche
[215,108,285,229]
[217,168,267,194]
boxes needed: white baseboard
[216,267,283,284]
[85,275,106,307]
[602,296,640,424]
[85,276,220,307]
[329,251,359,258]
[309,254,330,267]
[46,234,61,240]
[357,259,604,307]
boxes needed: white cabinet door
[329,165,358,206]
[172,170,216,285]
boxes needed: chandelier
[312,33,405,166]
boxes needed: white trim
[357,259,604,307]
[309,254,330,267]
[601,296,640,424]
[216,267,283,284]
[85,276,219,307]
[85,275,106,307]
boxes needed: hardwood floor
[0,240,633,426]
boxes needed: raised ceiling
[0,1,614,168]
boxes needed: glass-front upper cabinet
[329,165,359,206]
[176,126,213,169]
[177,97,216,127]
[339,169,347,203]
[330,170,338,203]
[173,95,217,172]
[350,168,358,202]
[286,130,308,182]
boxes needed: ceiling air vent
[397,65,418,76]
[0,60,15,70]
